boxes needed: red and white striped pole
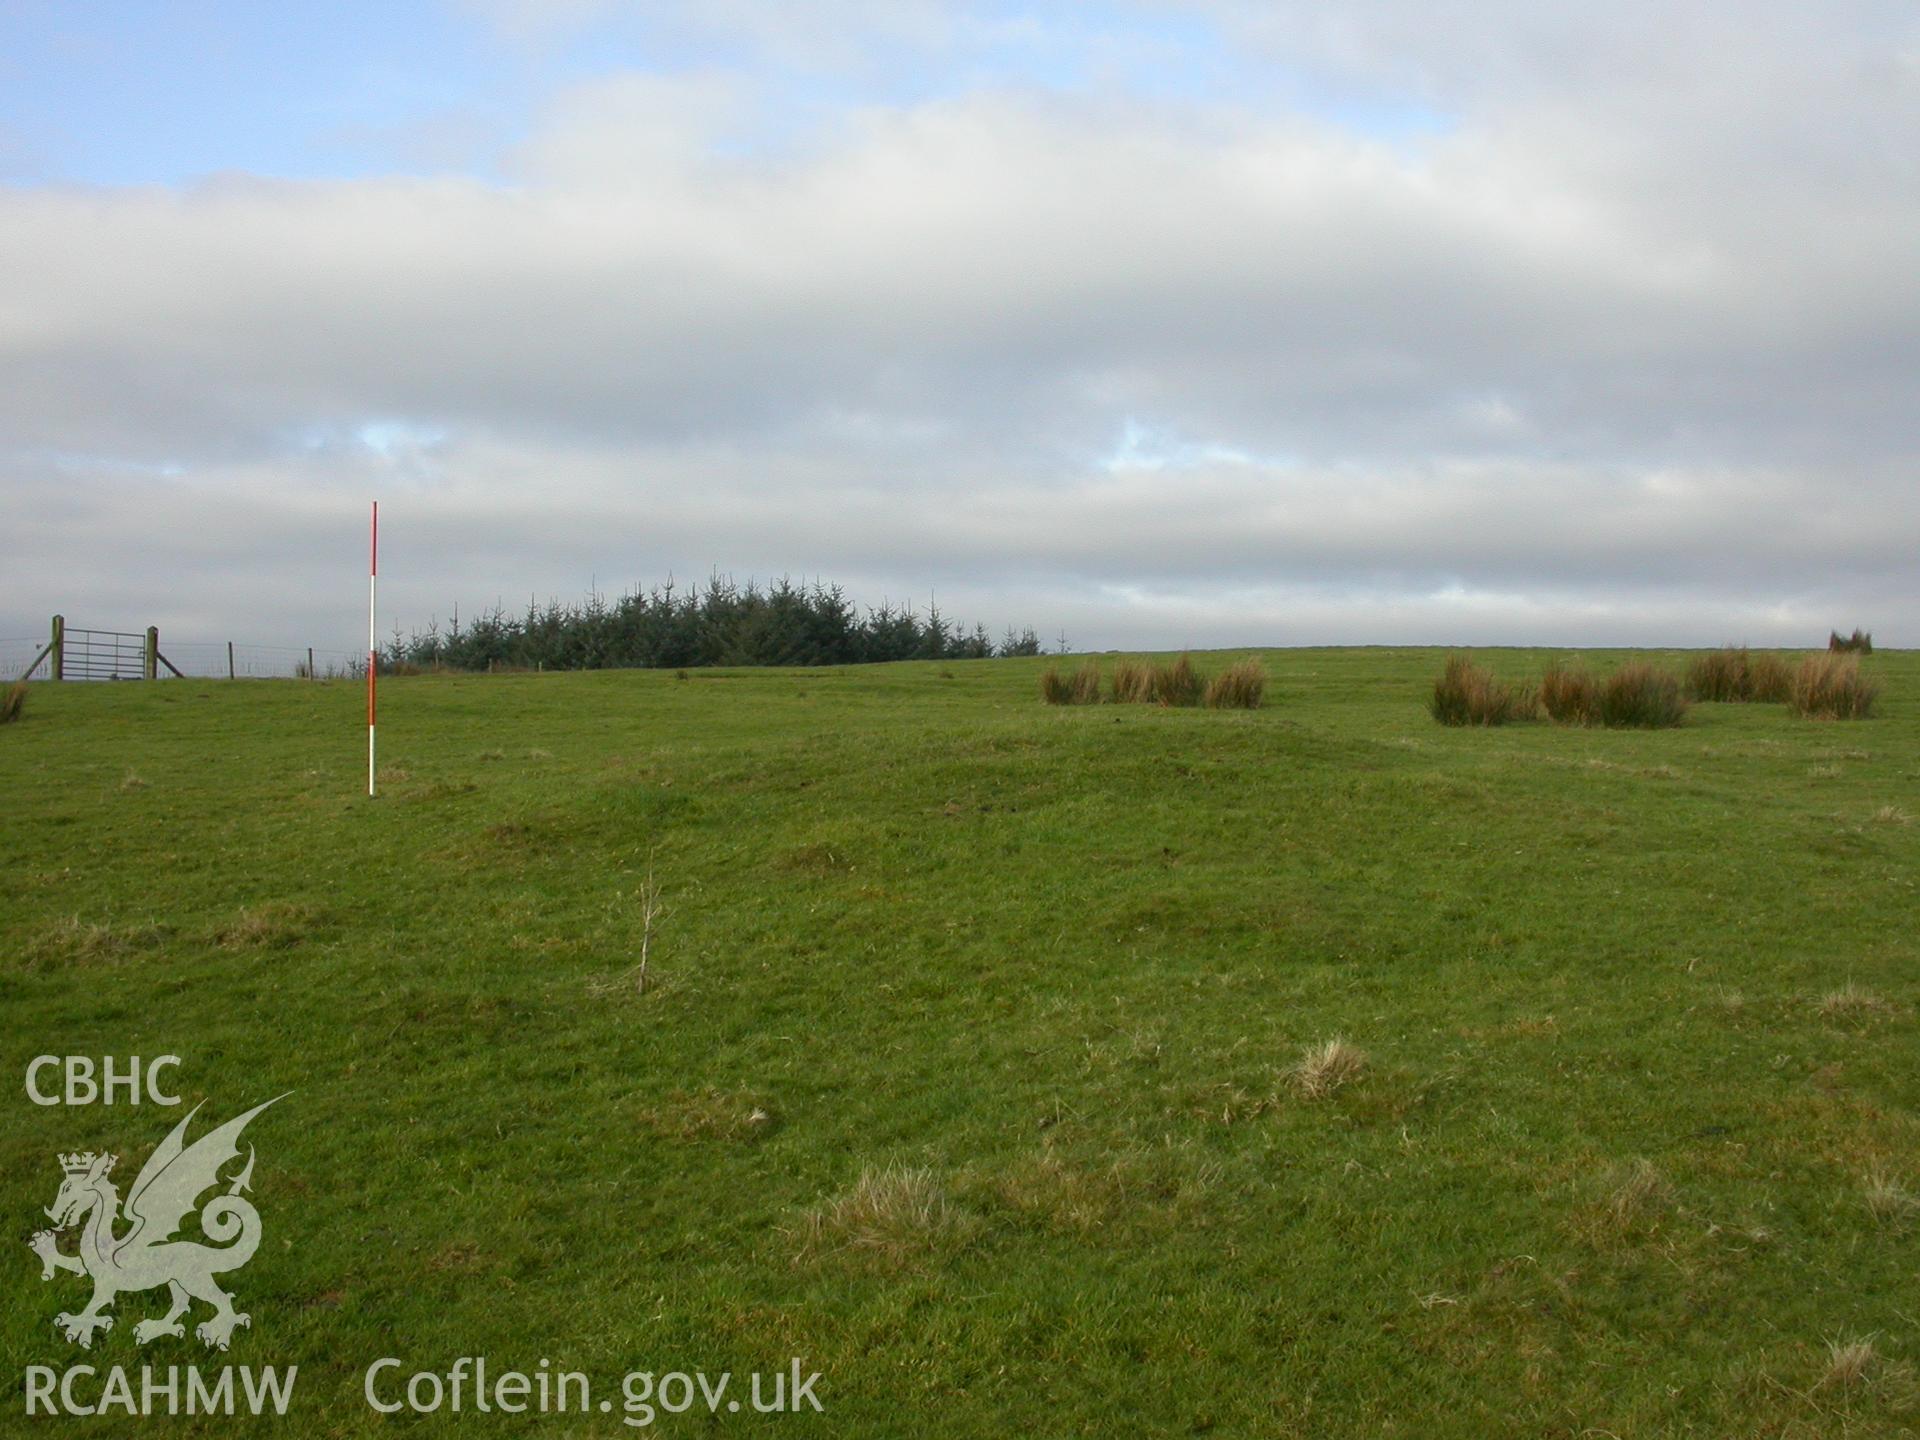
[368,500,378,797]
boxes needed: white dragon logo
[29,1096,286,1351]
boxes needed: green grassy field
[4,649,1917,1436]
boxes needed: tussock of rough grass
[120,769,148,791]
[1686,646,1752,702]
[1791,653,1879,719]
[1288,1037,1367,1099]
[1539,661,1596,725]
[1681,646,1794,704]
[794,1165,978,1265]
[1596,663,1688,728]
[1041,661,1103,705]
[1103,654,1210,706]
[1203,659,1265,709]
[1151,654,1204,707]
[1862,1168,1916,1225]
[1817,982,1890,1021]
[1818,1336,1879,1389]
[1749,651,1794,702]
[0,680,25,725]
[1430,655,1533,726]
[1871,804,1912,825]
[1110,660,1153,704]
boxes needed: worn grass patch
[210,901,321,950]
[23,914,172,967]
[1566,1158,1674,1247]
[636,1088,775,1143]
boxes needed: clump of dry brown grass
[1791,652,1879,719]
[1288,1037,1367,1099]
[1817,982,1890,1021]
[1685,646,1752,702]
[1104,654,1210,706]
[1150,654,1205,707]
[1596,662,1688,728]
[120,769,149,791]
[1539,661,1597,725]
[1863,1168,1917,1226]
[794,1165,978,1264]
[0,680,26,725]
[1109,660,1152,704]
[1430,654,1535,726]
[1817,1336,1880,1390]
[1069,659,1103,704]
[1203,659,1265,709]
[1043,660,1104,705]
[1871,804,1913,825]
[1749,651,1794,702]
[1684,645,1794,703]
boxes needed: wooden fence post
[50,614,64,681]
[307,647,315,681]
[227,641,235,680]
[144,627,158,681]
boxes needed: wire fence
[2,633,364,683]
[1,638,54,681]
[160,642,365,681]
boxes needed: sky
[3,0,1917,658]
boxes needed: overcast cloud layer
[3,1,1916,658]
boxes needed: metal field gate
[59,625,148,681]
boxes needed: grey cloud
[3,5,1917,649]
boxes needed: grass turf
[3,648,1917,1435]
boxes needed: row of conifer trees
[383,576,1044,671]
